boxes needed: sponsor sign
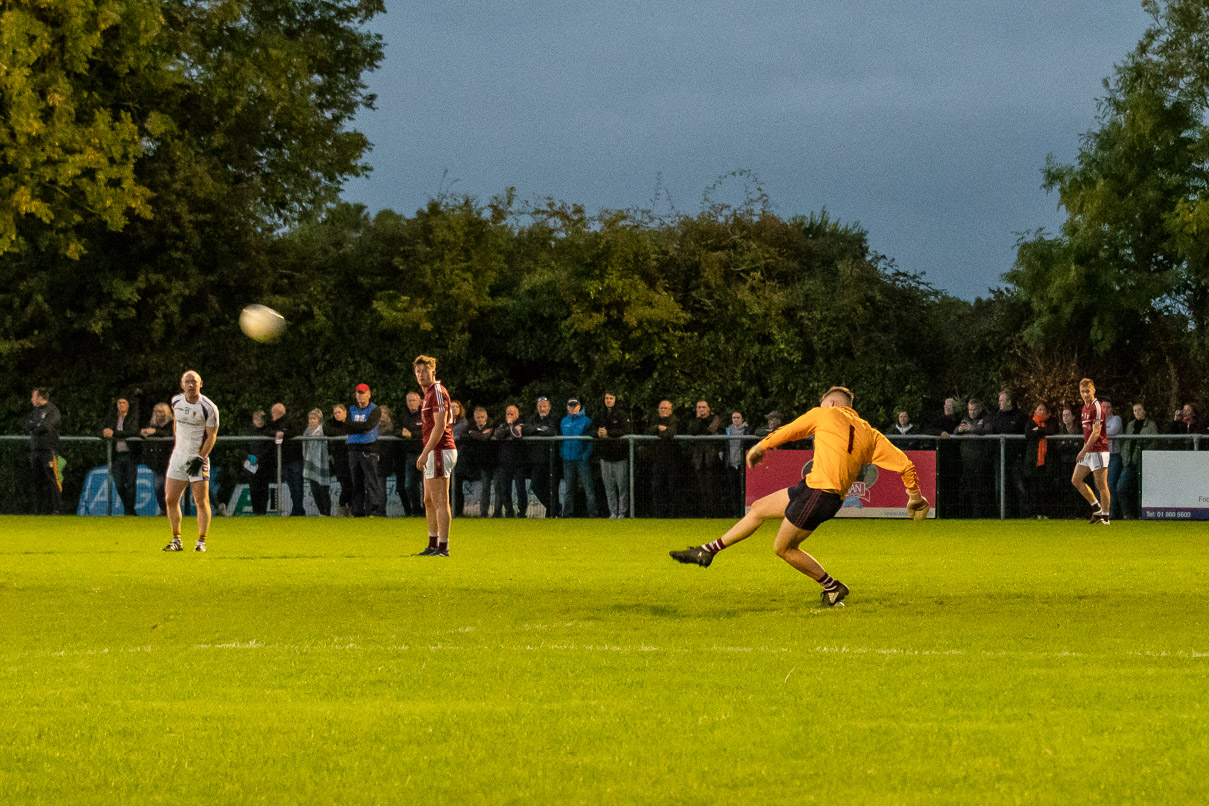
[76,466,160,516]
[1140,451,1209,521]
[745,449,937,518]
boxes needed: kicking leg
[670,489,789,566]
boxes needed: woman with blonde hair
[303,408,332,516]
[139,402,174,515]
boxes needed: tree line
[1,0,1206,437]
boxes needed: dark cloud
[342,0,1151,299]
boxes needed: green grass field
[1,515,1206,804]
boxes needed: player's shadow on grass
[597,601,783,620]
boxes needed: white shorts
[1078,451,1109,472]
[167,450,210,483]
[424,449,458,480]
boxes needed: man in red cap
[346,382,383,517]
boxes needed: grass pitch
[1,515,1206,805]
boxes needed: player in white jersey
[163,370,220,552]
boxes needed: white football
[239,304,286,343]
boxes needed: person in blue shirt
[560,398,597,518]
[346,382,384,517]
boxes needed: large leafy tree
[1007,0,1209,405]
[0,0,384,424]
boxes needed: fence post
[549,440,557,518]
[999,436,1006,521]
[106,438,114,516]
[277,440,285,516]
[627,436,635,519]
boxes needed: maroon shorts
[784,481,844,531]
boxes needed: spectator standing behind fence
[523,397,560,517]
[377,405,398,516]
[449,400,469,517]
[302,408,332,516]
[245,410,273,515]
[140,402,174,515]
[594,392,630,519]
[932,398,962,517]
[1118,403,1156,520]
[646,400,679,518]
[956,398,994,518]
[993,392,1028,518]
[463,406,495,517]
[1060,407,1079,435]
[493,405,527,517]
[755,410,782,438]
[1022,402,1058,518]
[1168,403,1202,447]
[725,411,750,517]
[347,383,384,518]
[269,402,305,517]
[687,400,723,517]
[101,397,140,515]
[560,398,597,518]
[397,392,425,516]
[328,404,352,516]
[1103,400,1125,521]
[26,387,62,515]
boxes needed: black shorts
[784,481,844,531]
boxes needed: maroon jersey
[422,380,456,450]
[1081,399,1108,453]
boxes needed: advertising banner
[1140,451,1209,520]
[745,449,937,518]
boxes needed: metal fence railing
[0,431,1202,519]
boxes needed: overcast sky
[340,1,1153,300]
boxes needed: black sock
[818,573,840,591]
[428,534,438,550]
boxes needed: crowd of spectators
[15,384,1209,519]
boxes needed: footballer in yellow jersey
[671,386,930,607]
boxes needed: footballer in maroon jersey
[1072,378,1112,524]
[414,355,458,556]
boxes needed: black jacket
[645,414,679,466]
[398,406,424,455]
[100,404,141,457]
[26,403,61,452]
[522,411,561,466]
[592,406,631,462]
[493,418,526,468]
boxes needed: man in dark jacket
[269,402,305,516]
[956,398,995,517]
[26,387,62,515]
[686,400,723,517]
[645,399,679,518]
[463,406,496,517]
[493,404,527,517]
[101,397,140,515]
[397,391,425,516]
[932,397,963,518]
[593,392,631,518]
[245,410,275,515]
[523,396,561,517]
[993,391,1028,518]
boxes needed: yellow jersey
[756,406,919,495]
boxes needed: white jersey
[172,393,219,455]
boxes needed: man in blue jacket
[560,398,597,518]
[347,382,384,517]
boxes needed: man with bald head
[163,370,219,552]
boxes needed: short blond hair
[1079,378,1095,390]
[414,354,437,371]
[821,386,854,405]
